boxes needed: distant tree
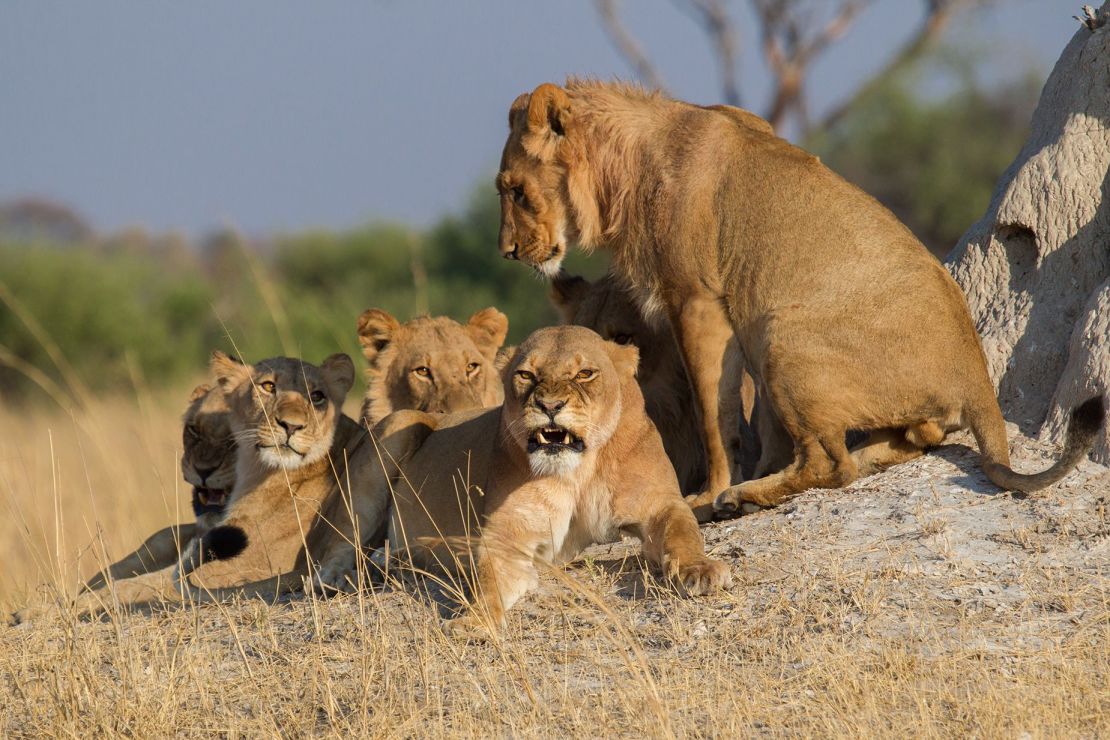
[807,61,1039,256]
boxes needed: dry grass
[1,395,1108,737]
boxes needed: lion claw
[670,557,732,595]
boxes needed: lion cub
[316,326,732,638]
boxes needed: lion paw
[313,556,359,595]
[684,491,720,524]
[442,614,495,642]
[669,557,732,596]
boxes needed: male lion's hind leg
[715,430,857,513]
[849,426,938,477]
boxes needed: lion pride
[495,79,1105,513]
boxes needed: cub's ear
[356,309,402,366]
[465,307,509,361]
[522,83,570,159]
[494,345,518,373]
[321,353,356,401]
[607,342,640,380]
[549,272,590,323]
[188,383,212,403]
[210,352,251,395]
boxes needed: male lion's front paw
[684,491,721,523]
[668,557,732,596]
[442,614,495,642]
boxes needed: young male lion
[314,325,731,638]
[495,80,1105,512]
[357,306,509,425]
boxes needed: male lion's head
[500,325,639,478]
[211,351,355,470]
[181,383,236,522]
[357,308,508,426]
[497,83,579,277]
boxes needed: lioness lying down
[14,310,513,623]
[316,325,731,638]
[495,80,1106,512]
[80,382,236,593]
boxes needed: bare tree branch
[685,0,743,106]
[595,0,667,90]
[753,0,870,132]
[818,0,975,131]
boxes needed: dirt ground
[2,426,1107,736]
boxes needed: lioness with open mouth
[315,325,732,639]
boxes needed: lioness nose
[503,243,520,260]
[194,465,217,483]
[277,419,304,435]
[535,398,565,417]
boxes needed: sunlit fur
[214,353,354,472]
[357,308,509,426]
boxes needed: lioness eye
[576,369,596,381]
[466,362,480,374]
[310,390,327,406]
[511,186,526,206]
[259,380,276,393]
[516,370,534,382]
[413,366,432,378]
[185,424,199,438]
[613,334,633,346]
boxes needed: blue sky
[0,1,1079,236]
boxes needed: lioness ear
[321,353,355,402]
[210,351,251,395]
[465,307,509,361]
[607,342,640,379]
[357,309,401,366]
[188,383,212,403]
[549,272,590,323]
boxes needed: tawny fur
[496,79,1106,512]
[357,307,509,426]
[315,326,731,639]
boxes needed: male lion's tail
[967,395,1105,493]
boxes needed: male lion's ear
[321,353,356,401]
[508,92,531,129]
[523,83,570,160]
[188,383,212,403]
[549,272,590,323]
[210,351,251,395]
[465,307,509,361]
[607,342,640,379]
[357,308,402,366]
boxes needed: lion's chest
[553,481,620,564]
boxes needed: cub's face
[211,352,355,470]
[502,325,638,478]
[181,384,236,518]
[357,308,509,425]
[497,85,575,277]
